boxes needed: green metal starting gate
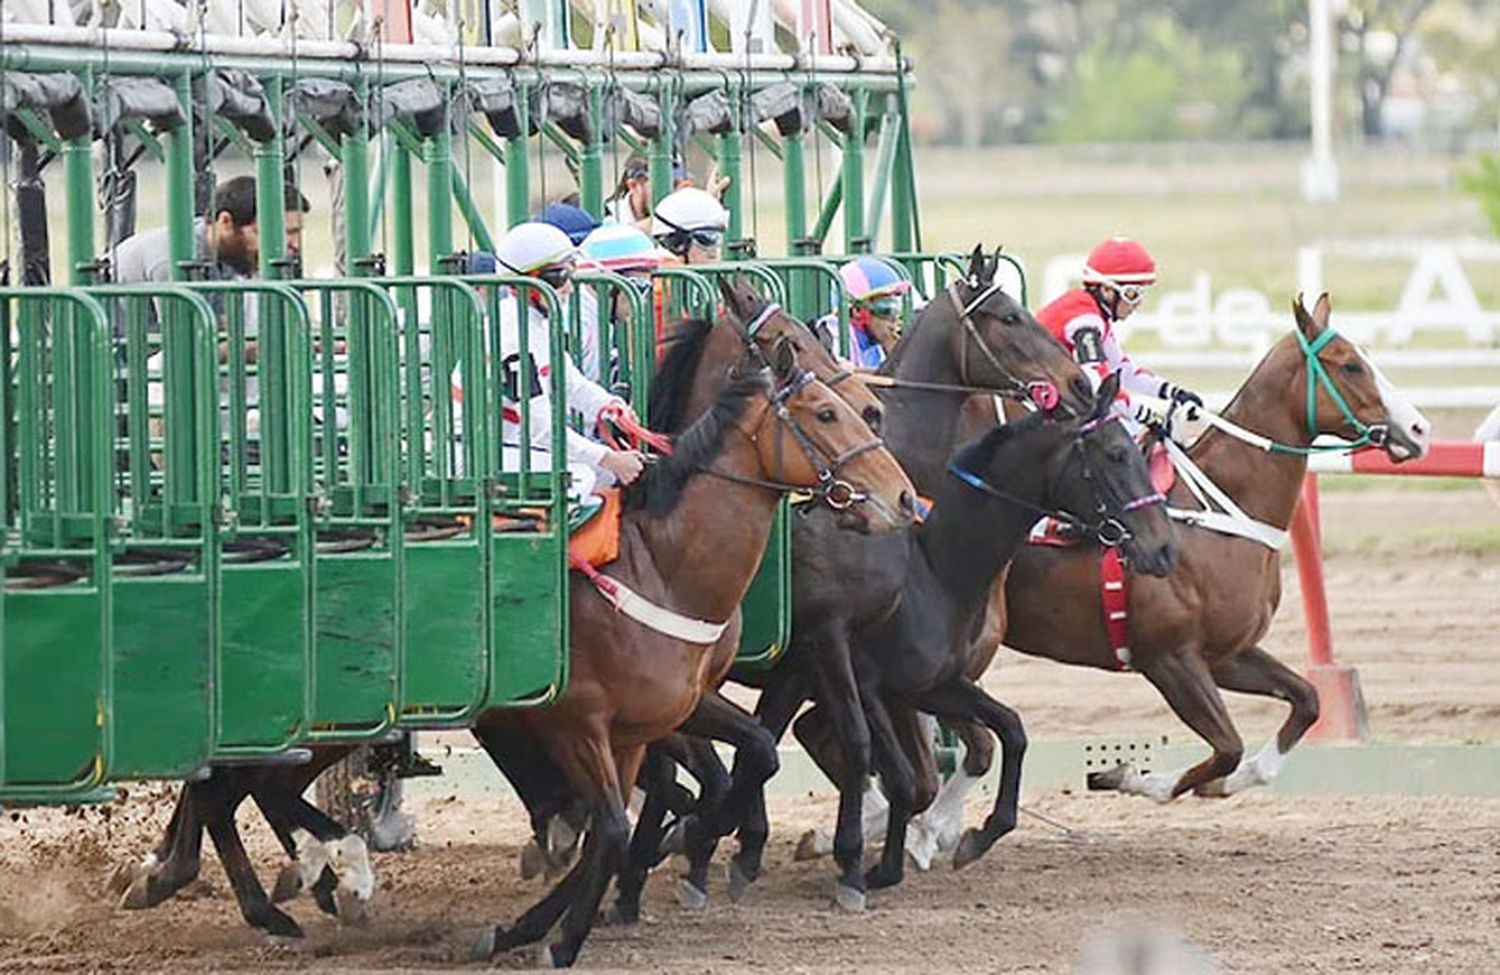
[0,3,985,802]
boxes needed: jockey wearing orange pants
[1035,236,1202,429]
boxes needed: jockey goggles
[535,263,574,290]
[856,295,903,319]
[1110,281,1148,306]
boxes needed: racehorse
[468,314,914,967]
[892,294,1431,859]
[645,247,1101,913]
[785,373,1178,904]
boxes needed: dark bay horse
[693,249,1097,910]
[470,331,914,967]
[789,374,1178,905]
[899,295,1430,855]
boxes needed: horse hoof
[794,829,824,862]
[471,927,499,962]
[272,864,304,904]
[256,908,304,940]
[952,829,987,871]
[726,860,755,904]
[106,859,143,897]
[675,879,708,910]
[548,943,577,969]
[519,840,546,881]
[1086,762,1132,792]
[833,882,866,914]
[598,900,639,927]
[1194,777,1229,798]
[864,865,902,891]
[334,884,371,926]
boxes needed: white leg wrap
[1218,740,1286,795]
[292,830,330,893]
[1114,764,1181,803]
[329,835,375,901]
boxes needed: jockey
[1035,236,1202,431]
[651,186,727,265]
[813,256,910,368]
[488,221,646,501]
[576,223,661,384]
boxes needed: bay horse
[897,294,1430,858]
[654,244,1104,912]
[469,325,914,967]
[787,373,1178,904]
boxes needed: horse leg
[856,688,921,892]
[910,717,994,867]
[473,721,580,879]
[116,779,206,909]
[198,774,303,938]
[887,706,942,872]
[1088,650,1243,801]
[254,786,338,916]
[1196,646,1320,797]
[802,627,876,912]
[732,667,809,881]
[548,748,639,969]
[675,691,780,903]
[606,744,677,925]
[790,706,891,864]
[911,678,1026,870]
[254,781,373,923]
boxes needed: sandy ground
[1,487,1497,973]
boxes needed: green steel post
[650,83,677,206]
[782,131,807,254]
[891,43,920,252]
[718,125,743,246]
[62,106,95,284]
[841,87,867,251]
[167,72,196,279]
[864,102,899,247]
[255,77,288,278]
[426,88,454,272]
[392,142,415,276]
[505,82,531,227]
[344,80,372,268]
[579,83,604,217]
[451,168,497,254]
[810,177,842,248]
[365,133,390,246]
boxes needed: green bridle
[1267,326,1389,456]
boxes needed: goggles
[536,264,574,290]
[1111,282,1148,305]
[856,296,903,319]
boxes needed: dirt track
[1,487,1497,974]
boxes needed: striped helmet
[839,256,910,303]
[579,224,660,274]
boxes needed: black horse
[790,373,1178,904]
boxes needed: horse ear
[1093,371,1121,419]
[1292,292,1321,339]
[770,335,800,384]
[965,244,985,284]
[1311,292,1333,332]
[718,275,753,324]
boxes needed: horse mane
[627,355,768,518]
[649,316,717,434]
[949,411,1047,473]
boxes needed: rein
[947,417,1165,548]
[946,281,1067,414]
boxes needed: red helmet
[1082,236,1157,287]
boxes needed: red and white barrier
[1294,437,1499,743]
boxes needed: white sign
[1039,241,1500,354]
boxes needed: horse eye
[1341,361,1364,376]
[1003,312,1020,325]
[817,408,837,423]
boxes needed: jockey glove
[1159,381,1204,410]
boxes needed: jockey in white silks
[457,221,645,503]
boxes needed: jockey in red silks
[1035,236,1202,428]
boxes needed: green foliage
[1458,152,1500,239]
[1041,18,1253,143]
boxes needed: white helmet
[651,187,728,237]
[496,220,576,274]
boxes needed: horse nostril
[863,406,884,433]
[899,491,916,518]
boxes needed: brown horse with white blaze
[919,294,1429,837]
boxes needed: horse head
[939,245,1093,416]
[1291,293,1430,462]
[739,337,915,534]
[1057,373,1179,577]
[718,276,886,434]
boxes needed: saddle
[483,488,622,569]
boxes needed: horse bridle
[947,415,1165,548]
[705,315,888,511]
[949,280,1066,414]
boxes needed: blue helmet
[536,202,602,245]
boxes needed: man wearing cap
[814,256,911,369]
[1035,236,1202,429]
[577,223,660,383]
